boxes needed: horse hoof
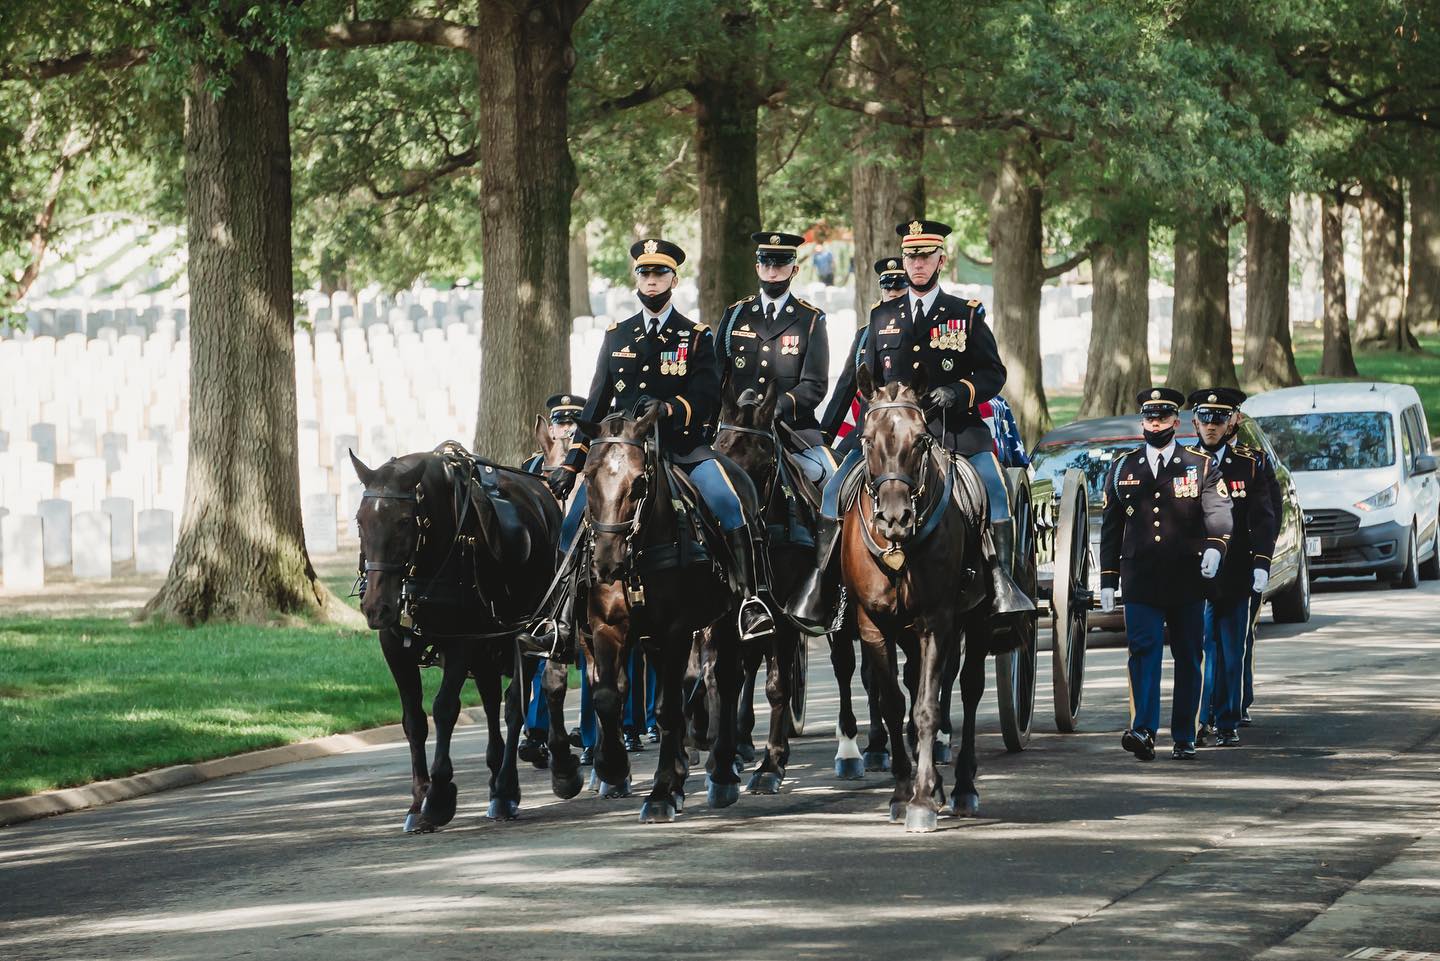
[865,751,891,773]
[949,793,981,818]
[732,757,746,777]
[888,801,907,824]
[688,748,701,766]
[587,769,599,793]
[834,756,866,780]
[598,778,632,799]
[746,771,783,795]
[672,791,686,813]
[905,806,939,833]
[420,781,458,828]
[403,812,423,834]
[486,798,520,821]
[639,798,677,824]
[552,770,584,801]
[705,776,740,809]
[933,743,952,765]
[736,742,756,763]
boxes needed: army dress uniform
[1101,387,1233,760]
[1189,388,1279,745]
[818,257,909,462]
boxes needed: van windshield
[1253,412,1394,471]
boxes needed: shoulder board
[1188,447,1213,462]
[967,299,981,308]
[693,322,710,333]
[728,295,757,309]
[606,320,619,331]
[870,299,880,310]
[1185,444,1203,455]
[794,297,821,313]
[1230,446,1257,460]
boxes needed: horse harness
[714,419,815,550]
[857,400,957,574]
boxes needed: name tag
[879,325,901,335]
[612,348,635,358]
[1118,478,1141,486]
[730,328,757,338]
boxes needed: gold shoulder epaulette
[869,299,881,310]
[967,298,981,307]
[606,320,619,331]
[729,294,757,309]
[693,322,710,333]
[795,296,821,312]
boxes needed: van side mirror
[1415,454,1438,475]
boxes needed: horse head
[582,403,662,583]
[350,450,428,630]
[533,413,569,472]
[857,362,933,543]
[715,379,779,486]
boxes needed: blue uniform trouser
[525,659,549,732]
[793,444,840,487]
[1243,590,1262,712]
[622,645,656,733]
[819,445,1010,524]
[558,456,750,545]
[1202,595,1251,731]
[576,648,597,749]
[1123,599,1205,744]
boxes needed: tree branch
[1043,246,1092,279]
[366,145,480,201]
[822,91,1075,141]
[0,46,151,81]
[587,78,687,120]
[305,18,478,52]
[957,249,993,268]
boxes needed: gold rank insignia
[770,234,780,244]
[909,221,923,235]
[643,239,658,254]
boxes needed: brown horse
[578,407,748,820]
[350,447,572,831]
[842,366,993,832]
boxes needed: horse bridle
[583,427,658,592]
[861,400,933,513]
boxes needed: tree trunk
[1405,171,1440,335]
[569,226,590,319]
[1241,193,1303,391]
[1079,215,1151,418]
[850,129,924,325]
[471,2,579,462]
[1168,205,1238,397]
[984,136,1050,446]
[1320,188,1359,377]
[693,67,760,328]
[144,49,329,624]
[1355,178,1418,351]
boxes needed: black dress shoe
[646,725,660,744]
[1121,729,1156,761]
[1171,742,1197,760]
[1196,725,1213,747]
[1218,730,1240,746]
[1240,710,1253,727]
[578,746,594,765]
[624,732,644,753]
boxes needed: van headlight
[1354,483,1398,512]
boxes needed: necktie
[1155,453,1166,477]
[648,317,660,338]
[914,298,926,328]
[765,302,776,327]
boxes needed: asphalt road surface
[4,579,1439,961]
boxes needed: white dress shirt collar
[912,284,942,317]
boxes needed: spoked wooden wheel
[996,468,1039,753]
[786,634,809,737]
[1051,468,1091,733]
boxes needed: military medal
[930,325,941,349]
[941,358,954,371]
[677,344,687,375]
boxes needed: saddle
[433,440,532,566]
[629,458,720,576]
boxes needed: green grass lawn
[0,615,485,799]
[1292,328,1440,441]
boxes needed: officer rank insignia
[661,346,688,376]
[930,318,967,351]
[781,334,800,355]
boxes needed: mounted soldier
[717,230,835,486]
[545,238,776,643]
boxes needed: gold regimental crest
[643,239,658,254]
[908,221,923,235]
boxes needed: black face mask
[637,289,671,313]
[1143,426,1176,449]
[908,271,940,294]
[760,279,791,299]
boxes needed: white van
[1245,382,1439,587]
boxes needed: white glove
[1200,548,1222,579]
[1252,568,1269,593]
[1100,587,1116,613]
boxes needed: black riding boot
[786,512,841,634]
[985,518,1035,617]
[726,528,776,641]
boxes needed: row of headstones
[12,306,188,341]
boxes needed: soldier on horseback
[545,238,777,643]
[790,219,1027,629]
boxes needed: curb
[0,705,491,829]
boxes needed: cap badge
[769,234,780,244]
[908,221,923,235]
[1150,390,1161,400]
[888,260,898,269]
[1207,393,1218,403]
[643,239,658,254]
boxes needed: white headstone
[1,513,44,591]
[102,496,135,562]
[38,498,72,567]
[136,509,175,574]
[302,493,339,555]
[72,457,108,510]
[72,511,113,580]
[29,422,57,463]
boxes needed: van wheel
[1392,523,1420,589]
[1420,515,1440,581]
[1271,550,1311,624]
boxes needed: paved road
[4,580,1439,961]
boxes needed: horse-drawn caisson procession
[348,220,1272,834]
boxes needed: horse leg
[380,630,429,833]
[747,627,790,794]
[860,640,892,772]
[935,642,962,766]
[704,616,743,809]
[590,625,632,798]
[487,652,528,820]
[858,610,911,824]
[735,648,760,763]
[902,650,920,760]
[639,637,689,822]
[950,639,986,818]
[477,659,504,804]
[417,644,469,830]
[830,630,865,780]
[544,656,582,800]
[686,629,711,761]
[906,627,944,833]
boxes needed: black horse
[349,445,573,832]
[577,407,750,821]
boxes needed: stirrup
[517,617,560,656]
[737,595,776,642]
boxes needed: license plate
[1305,536,1322,557]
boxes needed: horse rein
[856,398,954,573]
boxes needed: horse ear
[759,379,780,424]
[856,363,876,401]
[574,418,601,438]
[348,449,376,487]
[910,363,929,399]
[394,457,427,492]
[533,414,549,452]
